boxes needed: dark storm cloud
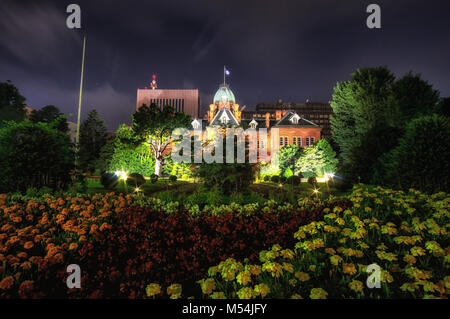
[0,0,449,131]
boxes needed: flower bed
[187,186,449,299]
[0,192,346,298]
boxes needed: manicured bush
[263,175,271,182]
[150,174,159,183]
[271,175,280,183]
[169,175,177,183]
[279,176,287,184]
[100,172,119,189]
[126,173,146,188]
[286,175,301,186]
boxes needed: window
[297,137,302,146]
[280,137,284,146]
[284,137,288,145]
[306,137,310,146]
[310,137,315,144]
[293,137,297,145]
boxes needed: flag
[224,67,230,76]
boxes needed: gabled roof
[274,111,319,128]
[210,107,240,126]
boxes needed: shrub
[150,174,159,184]
[279,176,287,184]
[126,173,146,188]
[100,172,118,189]
[286,175,301,186]
[271,175,280,183]
[0,120,74,193]
[169,175,177,183]
[263,175,271,182]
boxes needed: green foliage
[263,175,271,182]
[270,175,280,183]
[279,176,287,184]
[169,175,178,183]
[392,72,440,122]
[0,81,26,127]
[373,114,450,193]
[150,174,159,184]
[286,175,301,186]
[259,152,281,177]
[126,173,146,188]
[314,139,338,174]
[162,157,194,179]
[278,144,302,175]
[0,120,74,193]
[108,125,155,176]
[132,103,191,175]
[30,105,68,133]
[295,145,325,178]
[78,109,108,173]
[330,66,397,168]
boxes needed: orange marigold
[0,276,14,290]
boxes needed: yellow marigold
[282,262,294,274]
[342,263,357,275]
[210,292,226,299]
[236,271,252,286]
[308,265,316,272]
[403,254,417,265]
[291,294,303,299]
[69,243,78,250]
[330,254,343,266]
[262,261,283,278]
[253,283,270,298]
[248,265,261,276]
[145,283,161,297]
[295,271,310,282]
[410,246,426,257]
[167,283,182,298]
[280,249,295,259]
[349,280,364,293]
[310,288,328,299]
[0,276,14,290]
[400,283,418,293]
[237,287,255,299]
[325,248,336,255]
[381,270,394,283]
[197,278,216,295]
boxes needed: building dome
[213,84,236,104]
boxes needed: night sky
[1,0,449,131]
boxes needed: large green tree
[131,104,191,176]
[372,114,449,193]
[0,120,74,192]
[0,81,26,126]
[295,145,325,178]
[78,109,108,173]
[330,66,397,168]
[392,72,440,122]
[30,105,68,133]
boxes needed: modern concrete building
[136,75,200,119]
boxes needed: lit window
[311,137,315,144]
[285,137,288,145]
[280,137,284,146]
[297,137,302,146]
[306,137,310,146]
[293,137,297,145]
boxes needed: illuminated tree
[295,145,325,178]
[132,104,191,176]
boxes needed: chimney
[265,112,270,128]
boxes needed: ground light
[312,188,320,200]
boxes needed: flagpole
[75,34,86,146]
[223,65,226,85]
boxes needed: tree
[330,66,397,169]
[78,109,108,173]
[373,114,450,193]
[392,72,440,122]
[278,144,303,177]
[0,120,74,193]
[314,139,338,175]
[131,104,191,176]
[108,125,155,176]
[295,145,325,178]
[30,105,68,133]
[435,98,450,117]
[0,81,26,126]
